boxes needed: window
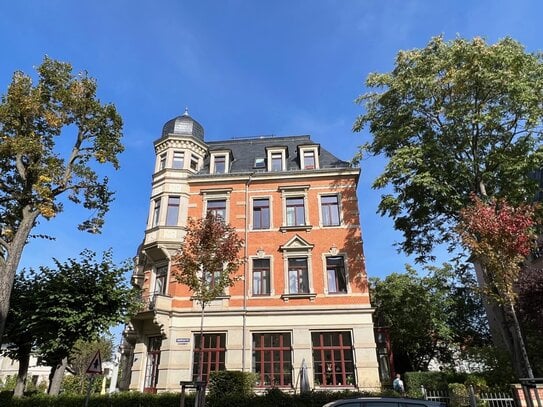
[254,157,266,169]
[312,331,355,387]
[172,151,184,169]
[158,153,167,170]
[253,333,292,387]
[165,196,180,226]
[302,150,316,169]
[154,265,167,295]
[207,199,226,220]
[204,269,223,291]
[213,155,226,174]
[190,155,199,170]
[321,195,340,226]
[152,198,161,227]
[326,257,347,293]
[193,333,226,382]
[144,336,162,393]
[252,259,270,296]
[288,257,309,294]
[253,198,270,229]
[286,197,305,226]
[271,152,283,171]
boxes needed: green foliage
[207,370,257,398]
[371,263,489,372]
[448,383,469,407]
[62,337,114,395]
[3,250,139,392]
[1,375,17,391]
[353,36,543,262]
[404,371,449,392]
[172,213,244,307]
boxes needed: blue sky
[2,0,543,283]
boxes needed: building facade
[123,110,380,393]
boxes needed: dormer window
[210,151,231,174]
[266,147,287,172]
[299,144,320,170]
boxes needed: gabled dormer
[266,145,288,172]
[209,149,233,174]
[298,143,320,170]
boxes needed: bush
[448,383,469,407]
[207,370,257,398]
[405,371,449,392]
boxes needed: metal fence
[422,385,515,407]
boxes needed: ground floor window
[252,332,292,387]
[312,331,355,387]
[193,333,226,383]
[144,336,162,393]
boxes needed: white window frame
[322,253,350,295]
[153,263,169,296]
[210,152,230,174]
[158,152,167,171]
[165,195,181,226]
[251,196,272,230]
[318,193,342,227]
[267,147,287,172]
[202,189,232,222]
[299,146,319,170]
[172,151,185,169]
[279,185,310,228]
[151,197,162,227]
[282,251,314,295]
[249,255,273,296]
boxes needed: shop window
[253,333,292,387]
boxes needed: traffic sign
[86,350,103,374]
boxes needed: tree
[63,336,114,395]
[370,263,489,372]
[0,57,123,343]
[457,196,537,377]
[3,250,139,395]
[172,213,244,382]
[1,271,36,396]
[353,36,543,377]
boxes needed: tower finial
[183,106,189,116]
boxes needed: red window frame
[312,331,355,387]
[144,336,162,393]
[193,333,226,383]
[253,332,292,387]
[326,256,347,293]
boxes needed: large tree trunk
[0,208,39,345]
[48,357,68,395]
[472,260,533,378]
[13,347,31,397]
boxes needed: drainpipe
[242,173,253,372]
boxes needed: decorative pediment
[280,234,314,252]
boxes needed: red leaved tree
[171,213,244,382]
[457,195,537,378]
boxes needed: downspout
[242,173,253,372]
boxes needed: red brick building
[122,110,380,392]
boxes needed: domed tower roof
[161,108,204,140]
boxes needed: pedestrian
[393,373,405,394]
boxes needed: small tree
[172,213,244,382]
[457,195,537,378]
[4,250,139,395]
[0,57,124,343]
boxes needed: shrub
[208,370,257,398]
[448,383,469,407]
[405,371,448,392]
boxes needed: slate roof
[197,135,351,174]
